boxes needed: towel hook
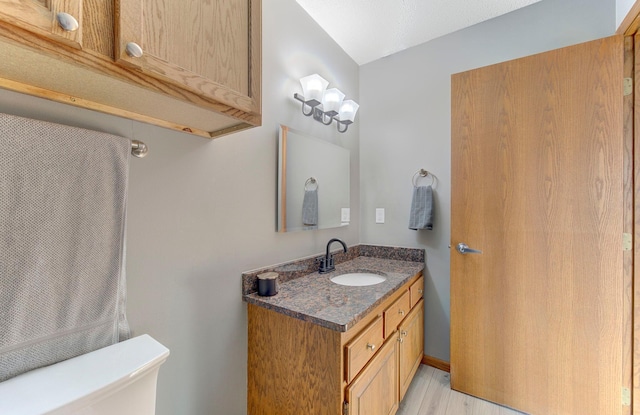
[131,140,148,158]
[304,177,318,190]
[412,169,436,188]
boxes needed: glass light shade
[339,100,359,123]
[300,74,328,104]
[321,88,345,114]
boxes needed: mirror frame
[277,125,350,232]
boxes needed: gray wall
[0,0,359,413]
[359,0,616,362]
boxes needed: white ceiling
[296,0,543,65]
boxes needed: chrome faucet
[318,238,347,273]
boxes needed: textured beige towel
[0,113,131,381]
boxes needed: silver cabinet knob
[398,337,404,343]
[366,343,376,351]
[398,309,405,316]
[126,42,144,58]
[456,243,483,255]
[401,330,408,337]
[56,12,79,32]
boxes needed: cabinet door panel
[0,0,82,48]
[399,299,424,400]
[116,0,260,114]
[346,336,399,415]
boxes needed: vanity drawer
[345,315,384,383]
[383,290,410,338]
[409,276,424,309]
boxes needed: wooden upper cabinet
[0,0,82,48]
[115,0,260,114]
[0,0,261,138]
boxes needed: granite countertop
[243,255,424,332]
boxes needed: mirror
[278,125,350,232]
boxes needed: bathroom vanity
[243,246,425,415]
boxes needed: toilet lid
[0,334,169,415]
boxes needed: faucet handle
[318,254,335,274]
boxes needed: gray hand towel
[0,113,131,382]
[302,188,318,226]
[409,185,434,230]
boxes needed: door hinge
[624,78,633,96]
[343,402,349,415]
[623,233,632,251]
[622,387,631,406]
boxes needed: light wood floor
[397,365,527,415]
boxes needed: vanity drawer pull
[366,343,376,351]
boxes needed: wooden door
[0,0,82,48]
[398,299,424,400]
[451,35,629,415]
[346,335,399,415]
[115,0,261,114]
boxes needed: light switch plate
[375,208,385,224]
[341,208,350,222]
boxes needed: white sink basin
[330,273,387,287]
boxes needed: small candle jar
[257,272,278,296]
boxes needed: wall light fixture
[293,74,359,133]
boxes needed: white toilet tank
[0,334,169,415]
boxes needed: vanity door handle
[366,343,376,351]
[398,309,405,316]
[401,330,408,337]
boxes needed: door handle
[456,243,482,254]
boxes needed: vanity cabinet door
[398,299,424,400]
[115,0,261,115]
[346,335,399,415]
[0,0,83,48]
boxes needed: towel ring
[412,169,436,188]
[304,177,319,190]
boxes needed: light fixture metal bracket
[294,93,353,133]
